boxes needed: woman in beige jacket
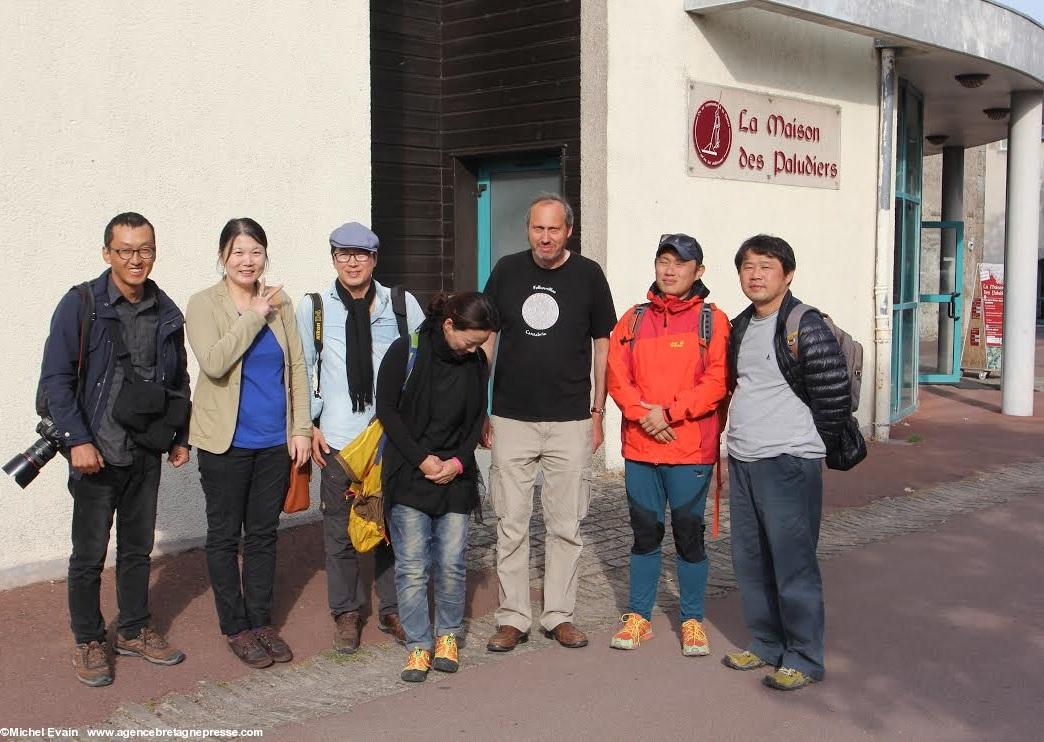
[186,218,311,670]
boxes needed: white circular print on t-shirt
[522,292,560,331]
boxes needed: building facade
[0,0,1040,586]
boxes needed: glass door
[891,81,924,421]
[918,220,965,383]
[476,155,562,287]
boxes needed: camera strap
[74,283,95,400]
[104,319,148,384]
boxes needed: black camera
[4,417,64,489]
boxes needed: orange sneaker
[433,634,459,673]
[681,619,710,657]
[610,613,652,650]
[401,648,431,682]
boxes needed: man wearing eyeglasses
[296,222,425,653]
[38,212,191,687]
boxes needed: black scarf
[382,320,487,482]
[335,280,377,413]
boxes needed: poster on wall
[686,80,841,189]
[961,263,1004,375]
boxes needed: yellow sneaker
[400,648,431,683]
[763,667,816,691]
[610,613,652,650]
[721,650,768,671]
[681,619,710,657]
[433,634,459,673]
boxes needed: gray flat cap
[330,222,379,253]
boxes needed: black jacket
[376,321,488,515]
[38,270,190,476]
[727,291,851,449]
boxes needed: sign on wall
[687,80,841,190]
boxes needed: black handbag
[107,320,190,453]
[825,415,867,471]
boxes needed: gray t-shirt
[727,311,825,462]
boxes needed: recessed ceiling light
[956,73,990,88]
[983,107,1010,120]
[926,134,949,145]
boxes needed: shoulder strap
[403,331,420,388]
[626,303,650,349]
[104,317,142,383]
[307,293,323,398]
[784,303,813,359]
[697,302,715,366]
[699,303,714,344]
[38,283,96,417]
[391,285,409,339]
[75,283,95,398]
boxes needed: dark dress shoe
[545,622,588,648]
[253,626,293,663]
[486,625,529,652]
[378,613,407,644]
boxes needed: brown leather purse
[283,460,312,513]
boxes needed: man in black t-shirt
[481,193,616,652]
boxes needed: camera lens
[4,437,61,489]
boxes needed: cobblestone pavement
[12,458,1044,740]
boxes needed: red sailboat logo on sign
[693,99,732,168]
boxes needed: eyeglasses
[107,246,156,261]
[333,250,373,264]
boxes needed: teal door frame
[918,220,965,384]
[476,155,561,287]
[891,79,924,422]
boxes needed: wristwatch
[590,406,605,415]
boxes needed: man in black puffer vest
[721,234,850,691]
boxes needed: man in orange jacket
[606,233,730,656]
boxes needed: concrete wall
[0,2,371,588]
[983,139,1044,264]
[595,2,881,469]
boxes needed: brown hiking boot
[115,626,185,666]
[333,611,362,654]
[73,640,113,687]
[253,626,293,663]
[227,629,273,668]
[378,612,407,644]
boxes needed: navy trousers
[728,454,825,680]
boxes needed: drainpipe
[872,47,898,442]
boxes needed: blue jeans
[387,504,470,652]
[624,461,712,622]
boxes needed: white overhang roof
[685,0,1044,150]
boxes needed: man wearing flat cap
[296,222,425,653]
[606,233,729,657]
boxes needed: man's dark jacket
[727,291,851,450]
[38,269,190,471]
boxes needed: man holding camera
[38,212,191,687]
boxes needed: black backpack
[306,285,410,401]
[784,304,867,471]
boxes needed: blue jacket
[38,270,191,461]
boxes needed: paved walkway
[7,455,1043,740]
[1,374,1041,740]
[280,489,1044,742]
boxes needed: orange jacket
[607,286,730,465]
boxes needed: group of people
[39,192,850,694]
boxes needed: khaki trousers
[489,415,593,633]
